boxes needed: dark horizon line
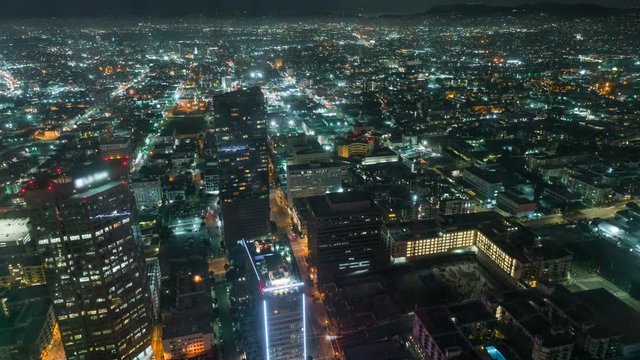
[1,1,639,19]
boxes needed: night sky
[2,0,637,17]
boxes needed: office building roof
[0,218,30,245]
[307,191,379,217]
[244,239,302,293]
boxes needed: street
[521,202,629,228]
[214,281,243,360]
[565,265,640,312]
[269,189,344,360]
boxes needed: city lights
[1,4,639,360]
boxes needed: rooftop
[0,218,30,245]
[307,191,379,217]
[243,239,302,292]
[287,161,343,172]
[70,181,121,199]
[386,211,502,243]
[414,305,483,359]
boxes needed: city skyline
[1,6,640,360]
[1,0,638,17]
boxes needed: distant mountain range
[417,2,639,17]
[1,1,638,18]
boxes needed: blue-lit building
[242,239,306,360]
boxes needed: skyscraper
[242,239,306,360]
[23,164,153,360]
[307,192,386,283]
[213,87,270,248]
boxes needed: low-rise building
[0,286,56,360]
[561,168,613,206]
[99,136,133,160]
[0,219,45,289]
[162,317,214,360]
[525,153,590,172]
[361,147,399,166]
[384,212,572,283]
[496,290,574,360]
[131,176,162,211]
[462,166,505,202]
[286,136,331,166]
[497,189,537,217]
[336,139,374,159]
[413,301,493,360]
[286,162,343,201]
[162,260,214,360]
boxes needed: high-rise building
[23,164,153,360]
[242,239,306,360]
[213,87,270,248]
[306,192,386,283]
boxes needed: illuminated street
[565,265,640,312]
[270,189,344,360]
[41,323,65,360]
[1,4,640,360]
[522,201,630,228]
[214,281,241,360]
[151,325,164,360]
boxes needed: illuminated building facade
[385,213,572,283]
[398,229,476,258]
[336,141,373,159]
[213,87,270,248]
[23,165,153,360]
[0,218,46,288]
[307,192,385,282]
[203,160,220,195]
[162,323,214,360]
[243,239,306,360]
